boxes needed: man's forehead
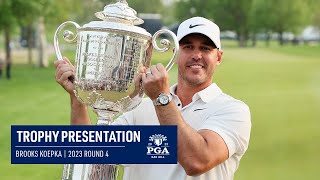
[179,33,216,47]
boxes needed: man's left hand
[141,63,170,100]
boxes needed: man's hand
[54,57,91,125]
[141,63,170,100]
[54,57,75,95]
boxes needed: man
[55,17,251,180]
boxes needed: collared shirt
[113,83,251,180]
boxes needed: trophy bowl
[72,22,153,123]
[54,0,179,179]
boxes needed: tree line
[0,0,319,78]
[174,0,319,47]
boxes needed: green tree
[128,0,164,13]
[174,0,254,47]
[44,0,84,65]
[174,0,209,20]
[308,0,320,29]
[97,0,164,14]
[312,12,320,30]
[13,0,83,67]
[11,0,52,65]
[211,0,254,47]
[250,0,274,46]
[253,0,310,45]
[0,0,17,79]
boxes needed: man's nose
[191,49,202,60]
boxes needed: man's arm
[55,58,91,125]
[69,93,91,125]
[155,103,229,176]
[141,64,229,176]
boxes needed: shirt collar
[169,83,178,96]
[170,83,223,103]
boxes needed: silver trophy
[54,0,179,179]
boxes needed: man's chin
[185,77,206,86]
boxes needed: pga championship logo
[147,134,170,159]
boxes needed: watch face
[159,95,169,105]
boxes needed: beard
[178,67,213,87]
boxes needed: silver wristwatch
[153,93,172,106]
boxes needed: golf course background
[0,40,319,179]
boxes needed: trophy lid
[95,0,144,25]
[82,0,151,38]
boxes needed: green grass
[217,46,320,180]
[1,43,320,180]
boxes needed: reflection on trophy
[54,0,179,179]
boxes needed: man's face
[176,33,223,86]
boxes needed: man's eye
[201,47,211,51]
[184,45,192,49]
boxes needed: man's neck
[175,80,212,107]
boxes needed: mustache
[186,59,205,66]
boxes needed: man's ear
[217,50,223,65]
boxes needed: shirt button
[178,103,181,106]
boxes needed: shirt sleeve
[200,101,251,157]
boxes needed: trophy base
[62,164,123,180]
[61,109,123,180]
[94,109,119,125]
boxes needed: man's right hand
[54,57,75,95]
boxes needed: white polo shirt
[113,83,251,180]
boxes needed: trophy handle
[54,22,80,180]
[152,29,179,71]
[54,21,80,60]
